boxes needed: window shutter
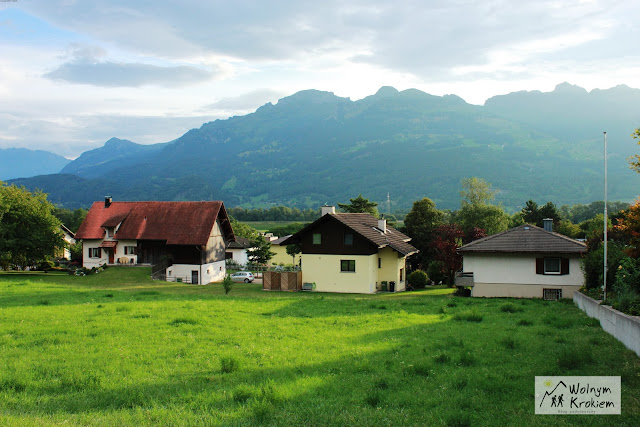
[536,258,544,274]
[561,258,569,275]
[97,248,101,258]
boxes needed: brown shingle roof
[458,224,586,254]
[283,213,417,256]
[75,201,233,246]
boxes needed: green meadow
[0,267,638,426]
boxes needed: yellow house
[456,222,587,299]
[281,206,418,293]
[270,235,300,266]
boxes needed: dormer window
[106,227,114,238]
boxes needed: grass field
[243,221,299,232]
[0,267,638,426]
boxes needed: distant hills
[8,83,640,211]
[0,148,70,181]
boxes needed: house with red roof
[281,206,418,293]
[75,197,235,284]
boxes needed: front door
[191,270,199,285]
[109,249,114,264]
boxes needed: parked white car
[230,271,254,283]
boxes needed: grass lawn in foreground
[0,267,638,426]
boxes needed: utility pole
[603,132,608,301]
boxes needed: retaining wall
[573,291,640,357]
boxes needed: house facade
[282,206,417,293]
[75,198,235,284]
[56,224,76,260]
[456,222,586,299]
[225,237,252,267]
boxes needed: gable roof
[75,201,234,246]
[283,213,418,256]
[458,224,586,254]
[226,236,252,249]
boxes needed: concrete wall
[574,292,640,357]
[463,253,583,298]
[301,254,377,293]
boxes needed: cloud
[203,89,288,111]
[43,45,217,87]
[22,0,639,81]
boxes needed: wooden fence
[263,271,302,291]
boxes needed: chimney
[105,196,112,208]
[378,215,387,233]
[321,205,335,216]
[543,218,553,232]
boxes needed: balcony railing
[454,271,474,287]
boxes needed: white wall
[227,248,249,267]
[167,260,225,284]
[83,240,108,269]
[463,253,584,298]
[113,239,138,265]
[378,247,406,291]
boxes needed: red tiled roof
[98,241,118,248]
[75,201,233,246]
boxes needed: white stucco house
[281,206,418,293]
[74,197,235,284]
[225,237,253,267]
[455,221,587,299]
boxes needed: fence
[263,271,302,291]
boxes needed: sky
[1,0,639,158]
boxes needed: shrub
[222,275,234,295]
[408,270,429,289]
[426,260,446,285]
[453,311,483,322]
[37,260,54,271]
[499,303,523,313]
[220,356,240,373]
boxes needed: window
[544,258,561,274]
[536,257,569,275]
[340,260,355,272]
[106,227,114,238]
[124,246,136,255]
[378,258,381,269]
[543,288,563,300]
[313,233,321,245]
[89,248,101,258]
[344,233,353,245]
[400,268,404,282]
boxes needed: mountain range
[7,83,640,211]
[0,148,70,181]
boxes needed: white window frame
[89,248,101,258]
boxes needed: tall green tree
[0,183,64,268]
[247,238,276,265]
[338,194,379,217]
[404,197,443,265]
[521,200,561,228]
[455,178,509,235]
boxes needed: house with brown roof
[455,220,586,299]
[281,206,418,293]
[75,197,234,284]
[225,237,253,267]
